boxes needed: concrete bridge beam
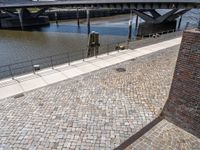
[149,10,161,19]
[132,9,155,23]
[155,9,178,23]
[33,7,49,18]
[1,8,18,17]
[167,9,190,21]
[0,8,49,28]
[132,9,189,36]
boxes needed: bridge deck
[0,0,199,9]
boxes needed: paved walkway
[0,37,181,100]
[126,119,200,150]
[1,37,199,149]
[1,41,198,150]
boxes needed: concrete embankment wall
[162,29,200,138]
[46,9,130,21]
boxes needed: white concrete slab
[87,59,110,68]
[76,63,100,73]
[126,51,145,58]
[15,74,39,82]
[105,57,124,65]
[41,72,67,84]
[115,53,135,61]
[0,79,18,88]
[20,77,47,92]
[61,67,84,78]
[0,84,23,100]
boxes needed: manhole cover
[116,68,126,72]
[14,93,24,99]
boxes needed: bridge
[0,0,200,9]
[0,0,200,36]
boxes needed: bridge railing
[0,27,195,80]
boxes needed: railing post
[30,60,35,74]
[8,65,14,79]
[68,52,70,66]
[95,47,98,58]
[82,49,85,61]
[107,45,109,55]
[50,56,54,69]
[127,40,129,49]
[118,43,120,52]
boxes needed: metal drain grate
[130,58,136,61]
[14,93,24,99]
[116,67,126,72]
[39,103,44,106]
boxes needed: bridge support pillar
[18,9,24,30]
[0,10,2,28]
[54,11,58,25]
[135,15,139,31]
[132,9,190,37]
[128,20,132,41]
[178,15,182,30]
[86,9,90,35]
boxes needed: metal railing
[0,26,196,80]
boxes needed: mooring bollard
[87,31,100,57]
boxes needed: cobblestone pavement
[126,119,200,150]
[0,45,187,149]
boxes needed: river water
[0,9,199,67]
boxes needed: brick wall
[162,29,200,138]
